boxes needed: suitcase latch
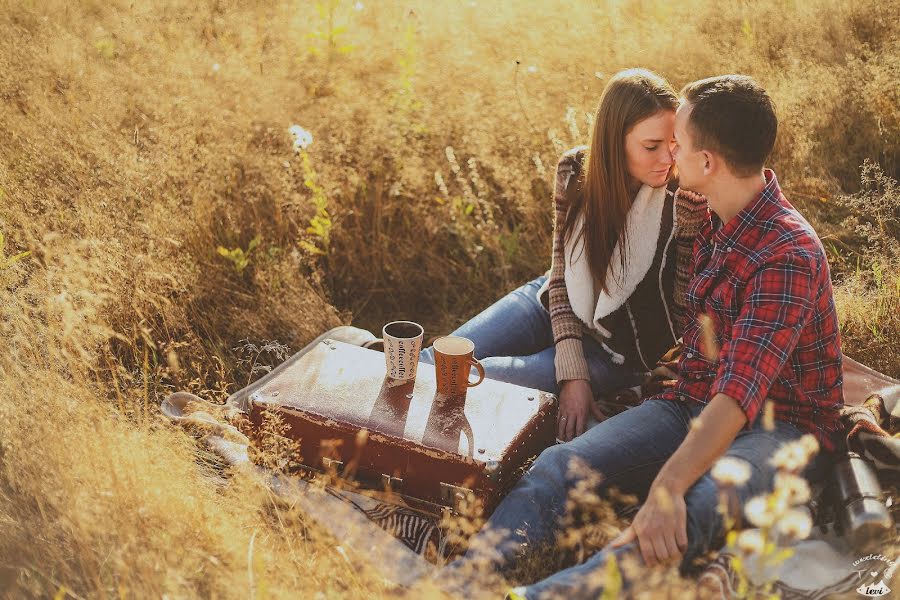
[439,482,473,510]
[483,459,501,482]
[321,457,345,471]
[381,474,403,489]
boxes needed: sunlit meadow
[1,0,898,597]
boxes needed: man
[435,75,844,598]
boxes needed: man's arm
[611,252,818,565]
[652,392,746,496]
[610,393,746,566]
[710,252,816,429]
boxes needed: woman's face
[624,110,676,189]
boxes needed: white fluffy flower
[770,435,820,473]
[712,457,751,487]
[775,508,813,541]
[288,125,313,152]
[774,472,811,506]
[736,529,764,555]
[770,443,808,473]
[744,496,778,528]
[799,434,819,457]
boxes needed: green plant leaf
[600,554,622,600]
[299,240,325,255]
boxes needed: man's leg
[513,407,828,599]
[679,414,830,572]
[436,399,692,592]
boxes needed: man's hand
[557,379,606,441]
[607,393,746,568]
[609,482,688,567]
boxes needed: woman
[420,68,705,442]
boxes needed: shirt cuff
[710,365,764,429]
[555,337,591,383]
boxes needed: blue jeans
[420,275,641,396]
[437,398,832,599]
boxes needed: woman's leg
[420,275,553,365]
[478,346,560,395]
[420,274,640,396]
[456,326,641,397]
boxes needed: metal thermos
[831,451,894,552]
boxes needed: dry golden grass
[1,0,898,597]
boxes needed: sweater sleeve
[548,152,591,382]
[672,187,709,337]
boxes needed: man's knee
[528,442,611,490]
[528,443,587,487]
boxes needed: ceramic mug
[383,321,424,381]
[433,336,485,396]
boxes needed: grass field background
[1,0,898,597]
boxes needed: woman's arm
[547,151,604,441]
[547,152,591,383]
[672,187,708,337]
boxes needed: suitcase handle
[322,457,405,492]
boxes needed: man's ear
[701,150,716,176]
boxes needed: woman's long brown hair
[563,69,677,292]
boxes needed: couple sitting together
[419,70,844,598]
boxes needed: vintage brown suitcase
[227,336,558,515]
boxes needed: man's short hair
[680,75,777,177]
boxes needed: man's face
[673,102,707,192]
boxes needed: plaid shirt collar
[708,168,780,245]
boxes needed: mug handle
[467,358,486,387]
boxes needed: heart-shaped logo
[871,571,879,577]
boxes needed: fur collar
[564,182,667,339]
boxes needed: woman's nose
[662,148,674,165]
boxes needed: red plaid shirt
[656,170,844,451]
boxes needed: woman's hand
[557,379,606,442]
